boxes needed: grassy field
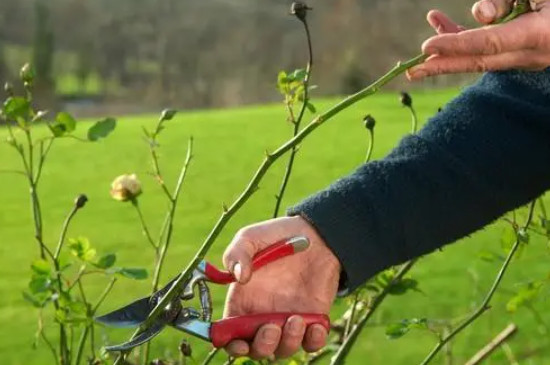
[1,89,549,365]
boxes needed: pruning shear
[96,237,330,351]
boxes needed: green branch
[273,17,313,218]
[420,201,537,365]
[330,260,417,365]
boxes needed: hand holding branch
[408,0,550,79]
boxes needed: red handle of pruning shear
[204,236,309,284]
[210,313,330,348]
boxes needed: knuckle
[472,57,490,72]
[454,36,470,54]
[482,32,502,54]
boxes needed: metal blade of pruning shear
[104,320,166,352]
[95,296,152,328]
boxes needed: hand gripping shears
[96,237,330,351]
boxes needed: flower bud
[4,82,14,96]
[160,109,177,122]
[110,174,142,202]
[179,339,192,357]
[74,194,88,209]
[290,2,312,22]
[400,91,413,108]
[20,63,35,85]
[363,115,376,131]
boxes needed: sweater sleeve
[288,69,550,294]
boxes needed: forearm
[289,69,550,292]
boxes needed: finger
[249,324,282,360]
[225,340,250,358]
[408,50,548,80]
[223,217,303,283]
[427,10,466,34]
[302,324,328,353]
[422,14,539,57]
[275,316,307,359]
[472,0,513,24]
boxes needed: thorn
[222,203,229,213]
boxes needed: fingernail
[312,326,325,342]
[479,1,496,20]
[261,327,280,345]
[233,342,248,355]
[288,317,304,335]
[233,262,242,282]
[409,69,428,80]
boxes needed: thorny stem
[53,202,83,365]
[54,204,80,260]
[344,292,360,338]
[201,348,220,365]
[408,105,419,134]
[132,200,159,252]
[150,137,194,292]
[149,115,174,199]
[538,197,547,220]
[364,128,374,163]
[21,126,48,260]
[330,260,417,365]
[142,137,193,364]
[113,53,430,361]
[273,18,313,218]
[37,310,59,365]
[74,277,117,365]
[420,201,537,365]
[35,138,54,183]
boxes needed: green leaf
[94,253,116,269]
[477,250,504,263]
[306,102,317,113]
[68,237,96,262]
[160,109,177,122]
[3,97,30,125]
[31,259,51,276]
[22,291,48,308]
[233,358,258,365]
[29,276,50,294]
[289,68,307,82]
[277,71,288,86]
[506,281,543,312]
[517,228,530,244]
[87,117,116,142]
[68,301,88,315]
[49,112,77,137]
[387,278,419,296]
[386,318,428,339]
[111,267,148,280]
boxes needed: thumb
[222,217,300,284]
[472,0,513,24]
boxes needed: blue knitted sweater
[289,69,550,293]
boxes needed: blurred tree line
[0,0,474,110]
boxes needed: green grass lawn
[1,89,549,365]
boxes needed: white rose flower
[110,174,142,202]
